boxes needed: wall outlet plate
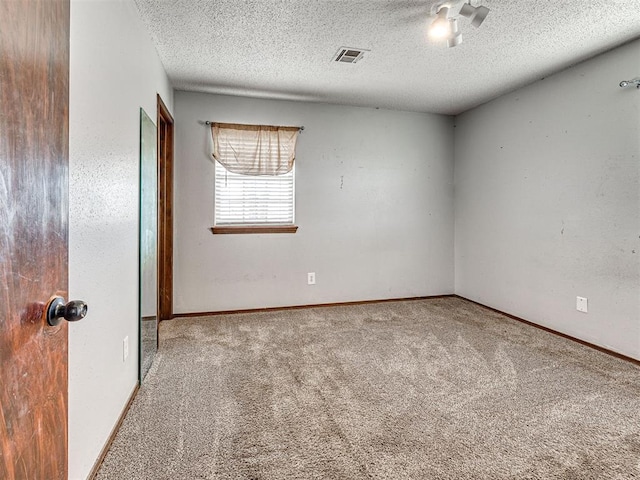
[576,296,588,313]
[123,336,129,361]
[307,272,316,285]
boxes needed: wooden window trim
[211,225,298,235]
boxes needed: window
[210,122,300,234]
[214,161,296,232]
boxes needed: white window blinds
[214,161,295,225]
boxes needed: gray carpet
[96,297,640,479]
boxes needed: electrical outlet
[576,296,588,313]
[123,336,129,361]
[307,272,316,285]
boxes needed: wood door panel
[0,0,70,478]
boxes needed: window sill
[211,225,298,235]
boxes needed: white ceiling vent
[333,47,368,64]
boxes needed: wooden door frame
[157,94,174,321]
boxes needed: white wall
[174,92,454,313]
[454,39,640,360]
[69,1,173,478]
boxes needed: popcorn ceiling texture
[96,297,640,479]
[133,0,640,115]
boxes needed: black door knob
[46,296,88,326]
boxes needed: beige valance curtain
[211,122,300,176]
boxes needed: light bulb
[428,7,451,39]
[429,18,450,38]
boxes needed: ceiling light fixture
[459,3,490,27]
[427,1,490,48]
[447,18,463,47]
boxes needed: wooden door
[0,0,70,478]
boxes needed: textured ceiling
[134,0,640,115]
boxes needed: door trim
[157,94,174,321]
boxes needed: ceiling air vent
[333,47,368,64]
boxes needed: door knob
[46,296,88,326]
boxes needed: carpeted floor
[96,297,640,479]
